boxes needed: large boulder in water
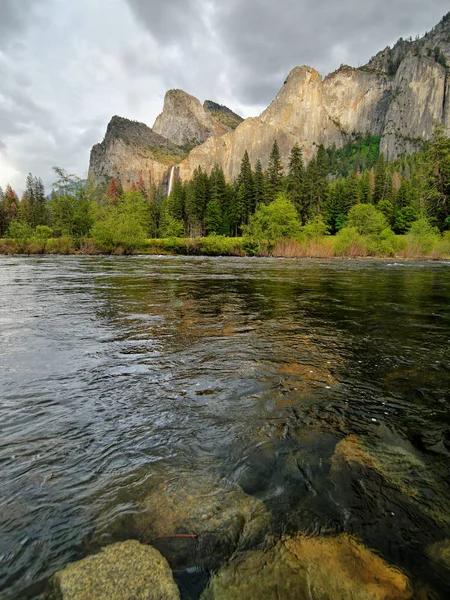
[331,434,450,529]
[45,540,179,600]
[132,475,269,570]
[201,534,412,600]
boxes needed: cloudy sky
[0,0,448,193]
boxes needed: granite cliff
[89,12,450,191]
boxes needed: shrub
[406,218,440,255]
[334,226,368,257]
[347,204,388,235]
[302,216,329,240]
[91,209,146,253]
[45,236,73,254]
[367,228,401,256]
[8,221,34,244]
[35,225,53,240]
[432,231,450,258]
[198,235,243,256]
[245,193,302,241]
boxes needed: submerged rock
[132,475,269,570]
[45,540,179,599]
[427,539,450,571]
[331,435,450,528]
[201,534,411,600]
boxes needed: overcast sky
[0,0,448,193]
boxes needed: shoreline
[1,236,449,261]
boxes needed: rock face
[89,12,450,187]
[45,540,180,600]
[89,116,185,191]
[201,534,412,600]
[203,100,244,131]
[380,54,447,157]
[153,89,230,146]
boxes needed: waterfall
[168,166,175,197]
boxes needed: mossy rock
[427,539,450,571]
[201,534,412,600]
[331,434,450,528]
[45,540,179,600]
[132,475,270,570]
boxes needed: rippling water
[1,256,450,599]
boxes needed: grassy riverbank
[1,234,450,259]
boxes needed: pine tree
[25,174,47,227]
[265,141,283,203]
[237,151,254,222]
[253,160,265,208]
[373,153,387,204]
[315,144,329,215]
[205,200,222,235]
[287,144,305,222]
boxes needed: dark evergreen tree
[253,159,265,208]
[373,153,387,204]
[287,144,306,222]
[237,151,254,223]
[265,140,284,203]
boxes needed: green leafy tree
[347,203,388,235]
[245,193,302,241]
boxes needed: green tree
[373,153,387,204]
[245,193,302,241]
[287,144,306,221]
[205,200,223,235]
[265,141,284,203]
[254,159,265,208]
[347,203,388,235]
[237,151,254,223]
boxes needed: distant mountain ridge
[89,12,450,192]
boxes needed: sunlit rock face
[380,55,447,159]
[88,116,180,191]
[153,89,229,146]
[89,13,450,185]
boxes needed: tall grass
[0,234,449,259]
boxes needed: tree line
[1,126,449,248]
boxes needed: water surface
[1,256,450,598]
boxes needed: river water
[1,256,450,599]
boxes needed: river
[1,256,450,598]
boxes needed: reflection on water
[0,256,450,599]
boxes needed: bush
[347,204,387,235]
[433,231,450,258]
[406,218,440,255]
[45,236,73,254]
[91,209,146,253]
[245,193,302,241]
[198,235,243,256]
[367,228,402,256]
[334,226,368,257]
[35,225,53,240]
[8,221,34,244]
[302,216,329,240]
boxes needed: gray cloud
[1,0,449,193]
[0,0,47,48]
